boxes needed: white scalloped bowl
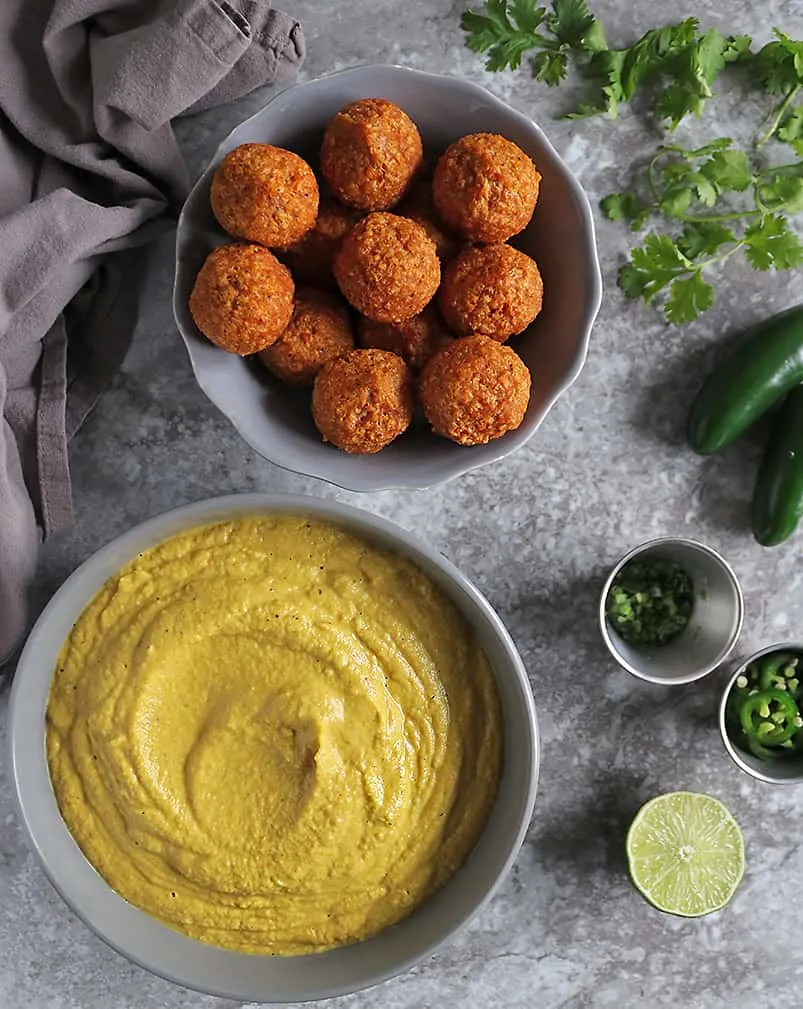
[173,65,602,491]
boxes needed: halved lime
[626,791,745,917]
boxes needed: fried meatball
[439,243,543,341]
[312,349,414,453]
[334,213,440,323]
[321,99,423,211]
[419,336,531,446]
[277,197,362,285]
[210,144,319,248]
[358,305,453,371]
[189,243,294,355]
[258,288,354,386]
[433,133,541,243]
[397,175,459,261]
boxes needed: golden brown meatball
[258,288,354,386]
[439,243,543,341]
[433,133,540,243]
[320,99,423,211]
[418,336,531,446]
[334,213,440,323]
[312,349,414,453]
[189,243,294,355]
[396,176,459,261]
[358,305,453,371]
[210,144,319,248]
[277,197,362,286]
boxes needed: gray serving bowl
[8,494,539,1003]
[599,537,744,685]
[173,64,602,492]
[720,643,803,784]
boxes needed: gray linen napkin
[0,0,305,665]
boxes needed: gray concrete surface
[3,1,803,1006]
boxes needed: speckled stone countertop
[3,1,803,1006]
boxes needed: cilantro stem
[756,84,801,149]
[647,159,661,204]
[754,184,773,216]
[758,162,803,175]
[692,241,745,271]
[675,210,760,223]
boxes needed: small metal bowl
[719,643,803,784]
[599,537,744,685]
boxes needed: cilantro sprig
[461,3,803,323]
[602,139,803,322]
[462,0,748,123]
[461,0,606,83]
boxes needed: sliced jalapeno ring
[758,653,797,692]
[739,689,799,745]
[746,736,793,761]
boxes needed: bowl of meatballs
[174,64,602,490]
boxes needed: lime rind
[626,791,745,917]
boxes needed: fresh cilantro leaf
[659,186,694,217]
[655,29,729,127]
[582,48,626,117]
[699,149,753,192]
[676,221,736,259]
[579,17,607,53]
[600,192,650,229]
[461,0,547,71]
[665,273,715,322]
[531,48,568,84]
[723,35,752,63]
[657,171,717,214]
[752,31,803,94]
[654,140,733,182]
[462,0,513,52]
[578,22,703,120]
[693,28,729,83]
[560,101,608,120]
[618,19,700,99]
[619,234,690,301]
[760,172,803,213]
[510,0,547,33]
[599,192,639,220]
[618,262,650,299]
[656,82,701,128]
[778,107,803,154]
[546,0,605,50]
[659,158,697,185]
[652,142,751,217]
[691,173,719,206]
[744,213,803,270]
[775,31,803,78]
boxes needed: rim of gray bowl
[719,642,803,784]
[8,493,539,1003]
[172,64,603,492]
[598,537,745,685]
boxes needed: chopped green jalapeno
[605,559,694,647]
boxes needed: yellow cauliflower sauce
[46,516,502,956]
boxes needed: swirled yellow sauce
[46,516,502,955]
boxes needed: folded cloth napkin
[0,0,304,665]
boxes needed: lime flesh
[626,791,745,917]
